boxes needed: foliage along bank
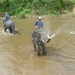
[0,0,75,18]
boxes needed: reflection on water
[0,17,75,75]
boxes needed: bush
[17,9,31,18]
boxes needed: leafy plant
[0,0,75,16]
[17,9,31,18]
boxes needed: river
[0,17,75,75]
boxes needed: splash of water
[1,29,14,36]
[50,33,56,39]
[43,20,56,39]
[43,20,50,35]
[70,31,75,34]
[43,18,74,39]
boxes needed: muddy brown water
[0,17,75,75]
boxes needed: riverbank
[0,12,75,20]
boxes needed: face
[38,19,42,22]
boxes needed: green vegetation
[0,0,75,17]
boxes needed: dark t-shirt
[35,21,43,27]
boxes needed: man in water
[3,12,10,24]
[35,16,43,28]
[32,16,50,56]
[2,12,10,31]
[34,16,50,43]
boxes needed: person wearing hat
[2,12,10,32]
[35,16,43,28]
[31,16,51,56]
[3,12,10,24]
